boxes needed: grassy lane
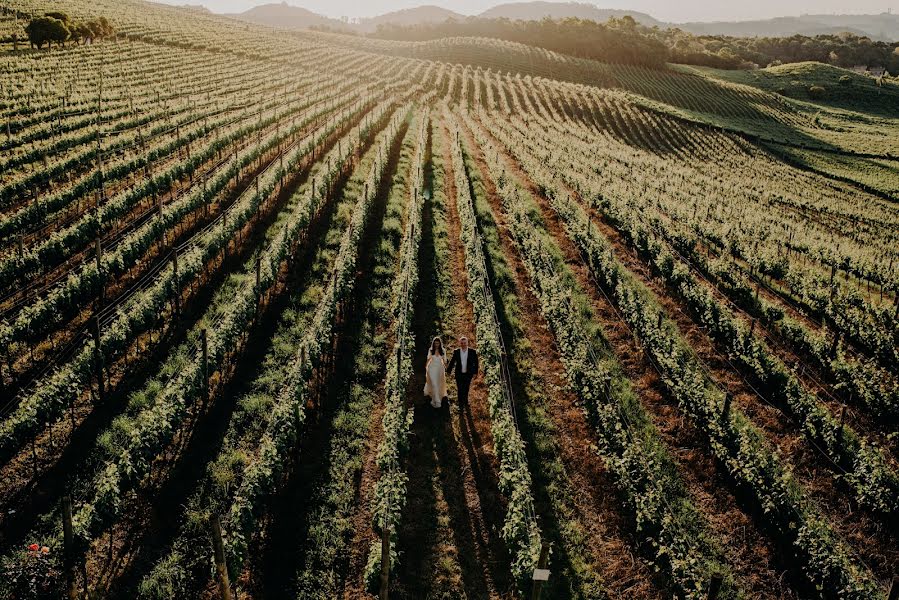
[232,110,412,600]
[130,108,396,600]
[0,102,397,599]
[391,115,513,599]
[389,117,465,599]
[290,112,420,599]
[0,100,375,556]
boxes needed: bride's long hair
[429,336,444,356]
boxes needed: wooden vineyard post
[95,237,103,306]
[172,250,180,315]
[31,434,38,479]
[887,576,899,600]
[93,316,105,403]
[62,495,79,600]
[530,542,551,600]
[838,406,846,443]
[201,329,209,403]
[255,256,262,302]
[210,516,232,600]
[379,496,391,600]
[707,574,723,599]
[157,187,163,225]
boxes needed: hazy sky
[155,0,898,22]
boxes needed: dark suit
[446,348,478,406]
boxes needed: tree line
[21,11,115,50]
[372,16,669,68]
[652,28,899,72]
[371,16,899,72]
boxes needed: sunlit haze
[154,0,898,22]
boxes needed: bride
[423,336,448,409]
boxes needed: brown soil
[466,112,804,598]
[561,162,899,586]
[454,113,666,600]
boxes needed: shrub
[839,74,853,86]
[808,85,826,99]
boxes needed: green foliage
[23,12,114,48]
[137,103,405,598]
[25,16,69,49]
[0,98,353,462]
[450,125,542,590]
[465,114,735,598]
[372,16,669,68]
[485,109,883,597]
[808,85,826,98]
[136,552,188,599]
[0,545,64,599]
[372,16,899,73]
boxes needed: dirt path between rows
[454,113,666,599]
[466,112,804,598]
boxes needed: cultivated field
[0,1,897,598]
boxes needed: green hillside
[0,2,897,600]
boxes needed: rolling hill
[222,2,899,41]
[0,2,897,600]
[679,13,899,41]
[225,1,349,31]
[355,5,465,33]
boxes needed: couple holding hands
[423,336,479,409]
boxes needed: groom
[446,336,479,408]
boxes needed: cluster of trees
[653,29,899,72]
[372,16,669,67]
[372,16,899,72]
[23,12,114,50]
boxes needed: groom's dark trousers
[447,348,479,407]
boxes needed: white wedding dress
[423,350,447,408]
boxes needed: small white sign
[533,569,551,581]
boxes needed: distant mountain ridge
[679,13,899,41]
[217,2,899,42]
[355,5,465,33]
[478,2,659,26]
[224,2,349,31]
